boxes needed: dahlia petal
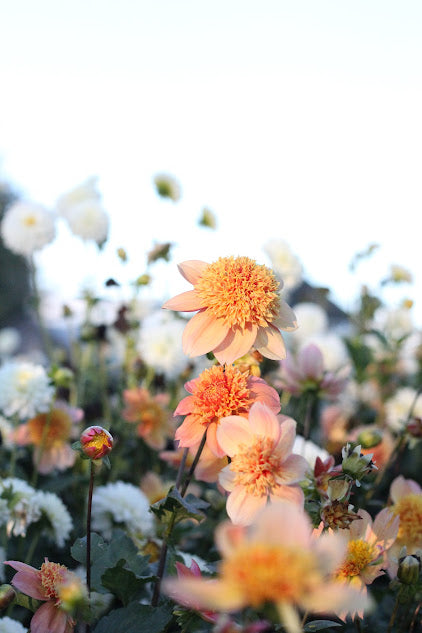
[217,416,255,457]
[275,417,297,461]
[184,377,198,394]
[213,323,258,365]
[299,344,324,379]
[206,422,226,458]
[349,509,371,540]
[175,415,206,448]
[272,300,298,332]
[248,401,281,443]
[275,454,308,484]
[174,395,196,416]
[5,561,45,600]
[372,508,400,548]
[270,484,304,507]
[276,602,302,633]
[300,582,371,616]
[163,576,244,612]
[248,376,281,413]
[218,464,236,492]
[31,601,68,633]
[215,521,248,557]
[178,260,209,285]
[162,290,203,312]
[255,324,287,361]
[226,487,267,525]
[182,311,229,357]
[251,501,311,547]
[313,531,348,575]
[390,475,421,503]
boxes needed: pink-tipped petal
[255,324,287,361]
[182,311,228,357]
[226,487,267,525]
[270,484,304,507]
[31,601,68,633]
[174,395,196,416]
[217,416,254,457]
[247,376,281,414]
[162,290,203,312]
[175,415,206,448]
[275,454,308,485]
[349,509,371,540]
[175,562,194,579]
[213,323,258,365]
[272,300,298,331]
[247,401,281,442]
[5,561,45,600]
[177,260,209,285]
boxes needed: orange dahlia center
[221,543,318,606]
[27,409,72,448]
[392,493,422,544]
[40,561,67,601]
[195,256,280,328]
[192,365,252,424]
[337,539,377,578]
[230,436,280,495]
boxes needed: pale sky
[1,1,421,323]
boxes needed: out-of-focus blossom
[292,435,330,469]
[371,306,414,341]
[65,199,109,244]
[389,264,413,283]
[217,402,308,525]
[5,558,85,633]
[159,443,228,484]
[278,343,350,399]
[0,616,27,633]
[122,387,173,450]
[0,361,54,420]
[289,302,328,345]
[387,476,422,576]
[14,401,83,474]
[137,311,189,379]
[91,481,154,541]
[299,333,349,373]
[335,508,399,619]
[56,176,100,219]
[33,491,73,548]
[80,426,113,460]
[0,201,56,257]
[384,387,422,433]
[174,364,280,457]
[0,328,20,358]
[320,405,350,454]
[140,472,172,505]
[171,559,218,623]
[163,502,368,633]
[198,207,217,229]
[262,239,303,292]
[348,425,394,471]
[153,173,181,202]
[162,257,297,365]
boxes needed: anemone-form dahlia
[162,257,297,365]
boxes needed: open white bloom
[92,481,154,541]
[0,328,21,358]
[0,616,27,633]
[1,201,56,257]
[65,199,109,244]
[263,239,303,292]
[56,176,101,219]
[0,360,54,419]
[137,311,189,379]
[290,302,328,345]
[33,491,73,547]
[385,387,422,433]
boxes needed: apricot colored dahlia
[162,257,297,364]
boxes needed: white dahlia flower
[137,311,189,380]
[65,199,109,244]
[1,201,56,257]
[0,360,54,419]
[0,616,27,633]
[56,176,100,219]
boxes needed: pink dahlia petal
[226,487,267,525]
[275,454,308,484]
[174,395,196,416]
[162,290,203,312]
[252,501,311,547]
[215,521,247,557]
[182,311,228,357]
[5,561,45,600]
[372,508,400,548]
[217,416,255,457]
[299,344,324,379]
[274,417,297,462]
[175,415,205,448]
[31,600,68,633]
[313,531,348,575]
[177,260,209,285]
[213,323,258,365]
[255,324,287,361]
[270,484,304,506]
[248,376,281,413]
[390,475,421,503]
[349,509,371,541]
[247,402,281,443]
[272,299,298,331]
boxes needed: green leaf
[150,487,209,533]
[93,601,174,633]
[71,533,107,566]
[304,620,342,631]
[101,562,153,606]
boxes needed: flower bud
[80,426,113,460]
[397,554,421,585]
[135,274,151,287]
[357,428,383,449]
[341,443,376,483]
[117,247,127,262]
[0,584,16,609]
[406,417,422,438]
[51,367,74,389]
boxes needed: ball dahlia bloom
[174,364,281,457]
[5,558,85,633]
[163,502,368,633]
[162,257,297,365]
[217,402,308,525]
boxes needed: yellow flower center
[392,493,422,545]
[221,544,319,606]
[27,409,72,448]
[195,256,280,328]
[230,436,280,495]
[23,214,37,227]
[192,365,252,424]
[39,561,67,601]
[337,539,376,578]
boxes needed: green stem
[387,597,400,633]
[86,461,95,633]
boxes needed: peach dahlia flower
[164,502,368,633]
[387,475,422,576]
[162,257,297,365]
[217,402,308,525]
[174,364,280,457]
[122,387,173,450]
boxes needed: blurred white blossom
[0,328,20,358]
[0,361,54,419]
[0,616,27,633]
[385,387,422,433]
[56,176,101,219]
[137,311,189,379]
[263,239,303,292]
[0,201,56,257]
[65,199,109,244]
[290,302,328,345]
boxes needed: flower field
[0,177,421,633]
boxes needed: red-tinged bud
[80,426,113,460]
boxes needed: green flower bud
[397,554,421,585]
[357,428,383,449]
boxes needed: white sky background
[0,1,421,324]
